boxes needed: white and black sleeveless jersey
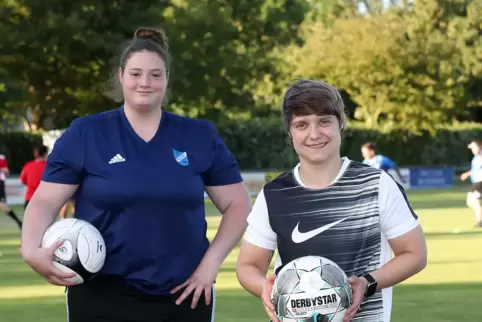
[244,158,420,322]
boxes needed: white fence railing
[6,166,454,206]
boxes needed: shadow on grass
[409,200,466,210]
[0,231,21,239]
[0,270,48,288]
[391,282,482,322]
[424,230,482,239]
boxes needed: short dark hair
[282,79,346,131]
[361,142,376,151]
[106,27,172,104]
[35,145,48,156]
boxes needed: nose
[139,74,151,88]
[308,124,322,140]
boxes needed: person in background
[20,145,49,209]
[460,139,482,227]
[21,26,251,322]
[0,152,23,230]
[59,199,75,219]
[361,142,407,184]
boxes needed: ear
[339,114,347,132]
[286,132,294,146]
[118,67,124,85]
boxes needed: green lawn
[1,186,481,321]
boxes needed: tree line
[0,0,480,133]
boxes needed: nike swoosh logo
[291,217,349,244]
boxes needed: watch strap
[362,273,378,297]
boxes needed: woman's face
[120,50,168,111]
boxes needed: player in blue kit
[21,27,252,322]
[361,142,407,184]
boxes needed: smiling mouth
[307,143,327,148]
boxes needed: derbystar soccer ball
[271,256,352,322]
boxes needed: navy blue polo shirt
[42,106,243,295]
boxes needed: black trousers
[0,180,6,202]
[66,277,215,322]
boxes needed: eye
[152,73,162,78]
[130,72,140,77]
[320,118,331,125]
[295,123,307,129]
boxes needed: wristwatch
[362,273,378,297]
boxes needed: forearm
[21,198,61,257]
[203,202,250,266]
[371,251,427,290]
[237,264,267,297]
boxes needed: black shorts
[471,182,482,196]
[66,276,215,322]
[0,180,6,202]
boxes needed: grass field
[1,186,482,322]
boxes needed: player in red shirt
[0,153,23,230]
[20,145,48,208]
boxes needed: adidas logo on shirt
[109,154,126,164]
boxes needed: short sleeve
[379,171,419,240]
[42,119,85,185]
[202,123,243,186]
[244,189,278,250]
[20,163,28,184]
[381,156,396,169]
[0,156,8,170]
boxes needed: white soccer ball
[41,218,106,285]
[271,256,352,322]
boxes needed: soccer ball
[41,218,106,285]
[271,256,352,322]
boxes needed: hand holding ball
[41,218,106,285]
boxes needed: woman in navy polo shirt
[21,27,252,322]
